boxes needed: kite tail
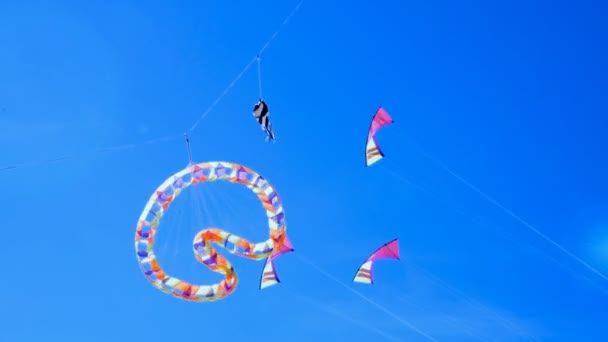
[190,228,279,300]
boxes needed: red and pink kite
[353,238,400,284]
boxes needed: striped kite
[253,99,276,141]
[353,238,400,284]
[135,161,293,301]
[365,106,394,167]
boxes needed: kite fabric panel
[365,106,394,167]
[135,161,294,302]
[353,238,400,284]
[260,235,294,289]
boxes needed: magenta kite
[365,106,394,167]
[353,239,400,284]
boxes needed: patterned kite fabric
[353,238,400,284]
[134,161,293,301]
[365,106,394,167]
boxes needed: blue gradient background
[1,0,607,341]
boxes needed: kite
[260,231,294,289]
[135,161,293,301]
[353,238,400,284]
[365,106,394,167]
[253,99,276,141]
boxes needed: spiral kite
[134,161,293,301]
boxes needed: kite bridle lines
[135,161,292,301]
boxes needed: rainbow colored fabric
[135,161,293,301]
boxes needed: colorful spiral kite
[134,161,293,301]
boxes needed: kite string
[184,132,193,166]
[193,189,403,342]
[0,0,305,172]
[186,57,257,133]
[283,284,405,342]
[405,142,608,284]
[195,179,402,342]
[294,254,439,342]
[257,55,263,99]
[199,177,427,340]
[187,0,304,133]
[381,156,608,290]
[0,134,180,172]
[257,0,303,56]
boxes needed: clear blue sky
[1,0,607,341]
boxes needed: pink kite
[353,238,400,284]
[365,106,394,167]
[259,234,294,289]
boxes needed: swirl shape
[135,161,288,301]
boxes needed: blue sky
[1,0,607,341]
